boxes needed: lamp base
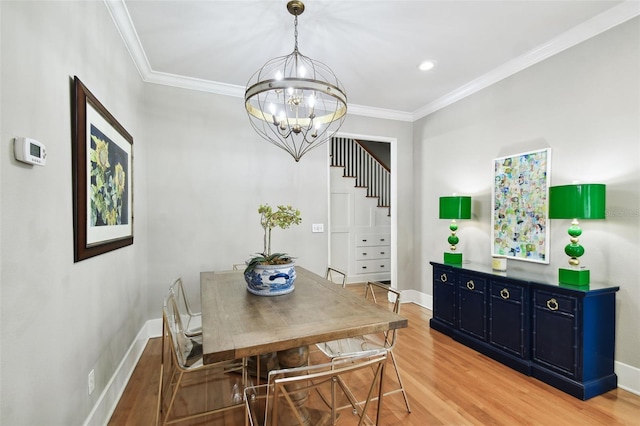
[444,252,462,264]
[559,268,590,286]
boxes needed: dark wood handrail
[354,139,391,173]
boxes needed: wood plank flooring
[109,284,640,425]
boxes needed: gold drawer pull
[466,280,475,290]
[500,288,510,300]
[440,273,447,282]
[546,298,559,311]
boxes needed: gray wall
[414,18,639,369]
[1,1,148,424]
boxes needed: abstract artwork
[492,148,550,263]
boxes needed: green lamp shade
[439,196,472,219]
[549,184,606,219]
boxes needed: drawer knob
[362,252,368,256]
[546,298,559,311]
[440,273,448,282]
[500,288,510,300]
[466,280,475,290]
[380,251,385,255]
[380,238,385,242]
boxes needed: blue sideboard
[429,261,619,400]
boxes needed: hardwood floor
[109,285,640,425]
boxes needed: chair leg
[374,361,386,426]
[385,350,411,413]
[155,363,163,426]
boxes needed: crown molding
[412,0,640,121]
[104,0,151,80]
[105,0,639,123]
[347,104,413,122]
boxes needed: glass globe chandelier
[244,0,347,162]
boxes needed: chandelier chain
[293,14,299,53]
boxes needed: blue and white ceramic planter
[244,262,296,296]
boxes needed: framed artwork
[492,148,550,263]
[72,76,133,262]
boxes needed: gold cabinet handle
[546,298,559,311]
[440,273,447,282]
[500,288,510,300]
[466,280,475,290]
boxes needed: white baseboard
[616,360,640,396]
[83,318,162,426]
[84,298,638,425]
[401,288,432,310]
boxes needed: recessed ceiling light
[419,60,435,71]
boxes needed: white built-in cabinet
[329,167,391,283]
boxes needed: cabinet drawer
[534,291,576,315]
[355,234,390,247]
[355,259,390,273]
[459,274,485,293]
[490,282,524,301]
[355,246,390,261]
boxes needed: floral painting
[492,148,550,263]
[90,124,129,227]
[73,76,133,262]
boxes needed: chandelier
[244,1,347,162]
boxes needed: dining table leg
[276,346,311,426]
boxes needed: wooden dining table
[200,266,408,424]
[200,266,407,365]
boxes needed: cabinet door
[532,290,579,379]
[433,267,456,327]
[458,274,487,341]
[489,280,529,358]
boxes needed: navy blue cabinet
[429,262,619,400]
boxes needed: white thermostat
[14,137,46,166]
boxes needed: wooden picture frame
[72,76,133,262]
[492,148,550,263]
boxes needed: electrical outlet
[312,223,324,233]
[88,369,95,395]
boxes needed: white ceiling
[107,0,639,121]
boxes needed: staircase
[330,137,391,214]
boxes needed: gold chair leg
[155,363,163,426]
[388,349,411,412]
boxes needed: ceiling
[107,1,638,121]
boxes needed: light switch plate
[312,224,324,233]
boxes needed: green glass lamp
[549,184,606,286]
[439,196,472,264]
